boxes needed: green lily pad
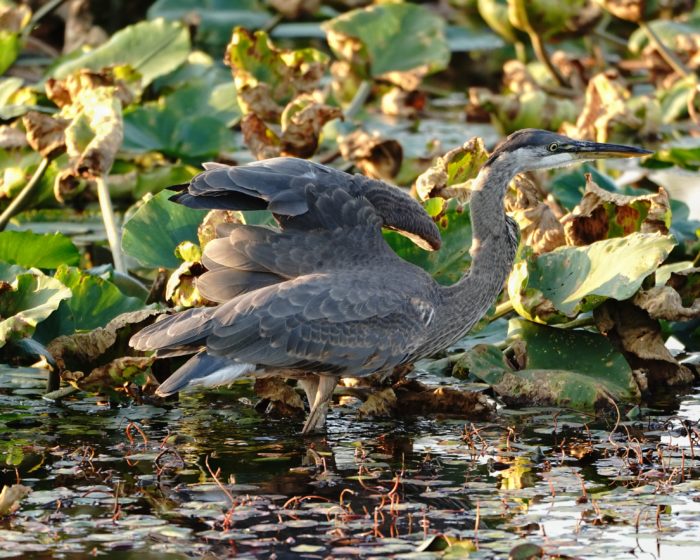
[0,264,71,347]
[33,265,146,342]
[122,189,208,269]
[323,3,450,79]
[456,319,640,409]
[52,19,190,87]
[508,232,675,322]
[0,231,79,269]
[122,81,239,160]
[384,198,471,285]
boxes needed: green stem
[344,80,372,121]
[558,315,596,330]
[22,0,64,42]
[0,157,50,231]
[529,30,568,88]
[640,21,691,78]
[95,174,127,274]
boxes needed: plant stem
[344,80,372,121]
[95,174,127,274]
[0,157,50,231]
[558,315,596,330]
[529,30,568,88]
[491,301,514,321]
[640,21,691,78]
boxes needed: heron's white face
[512,147,578,172]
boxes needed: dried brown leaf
[198,210,241,250]
[358,387,397,417]
[594,300,694,388]
[562,175,670,245]
[338,129,403,180]
[281,99,342,158]
[394,379,493,417]
[241,113,282,160]
[380,87,426,118]
[254,377,305,417]
[633,286,700,321]
[69,356,155,392]
[22,111,68,158]
[0,484,31,516]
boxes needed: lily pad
[508,232,675,322]
[52,19,190,87]
[384,198,471,285]
[323,3,450,81]
[0,231,79,269]
[456,319,640,409]
[0,264,71,347]
[122,189,208,269]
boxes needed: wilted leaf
[226,27,329,118]
[562,175,671,245]
[509,541,543,560]
[384,198,470,285]
[0,231,79,269]
[595,300,694,387]
[48,308,161,385]
[457,320,640,409]
[254,377,305,417]
[0,4,31,76]
[505,175,565,255]
[22,112,68,159]
[634,285,700,321]
[0,484,31,516]
[508,233,675,322]
[0,264,71,347]
[52,19,190,87]
[122,189,208,269]
[338,129,403,180]
[165,260,207,307]
[280,96,342,158]
[323,3,450,85]
[65,356,155,392]
[415,137,489,201]
[358,388,396,417]
[395,379,493,417]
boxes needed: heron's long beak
[570,140,653,159]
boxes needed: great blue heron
[130,129,651,433]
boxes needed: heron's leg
[301,375,337,434]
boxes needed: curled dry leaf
[415,137,489,201]
[560,71,642,142]
[280,96,342,159]
[380,87,426,118]
[66,356,155,392]
[198,210,240,250]
[48,308,161,383]
[22,111,69,158]
[338,129,403,180]
[357,387,397,417]
[634,286,700,321]
[505,175,565,254]
[254,377,306,418]
[0,125,28,149]
[394,379,493,418]
[45,69,134,111]
[562,175,670,245]
[594,300,694,388]
[0,484,31,516]
[241,113,282,160]
[166,261,209,308]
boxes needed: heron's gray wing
[130,306,214,353]
[205,272,436,376]
[170,157,441,250]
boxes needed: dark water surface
[1,366,699,559]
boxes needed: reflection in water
[0,367,699,558]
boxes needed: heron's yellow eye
[548,142,559,152]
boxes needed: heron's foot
[299,375,337,435]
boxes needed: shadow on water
[1,366,699,559]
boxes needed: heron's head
[486,129,652,174]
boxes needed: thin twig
[640,21,691,78]
[344,80,373,121]
[95,174,127,273]
[0,157,50,231]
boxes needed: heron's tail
[155,351,255,396]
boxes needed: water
[1,367,699,558]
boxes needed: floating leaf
[0,231,79,269]
[457,320,640,409]
[0,264,71,347]
[384,198,471,285]
[122,189,208,269]
[323,3,450,84]
[52,19,190,87]
[508,232,675,322]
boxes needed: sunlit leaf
[52,19,190,87]
[122,189,207,269]
[508,232,675,322]
[458,319,640,408]
[0,231,79,269]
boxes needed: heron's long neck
[442,162,518,332]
